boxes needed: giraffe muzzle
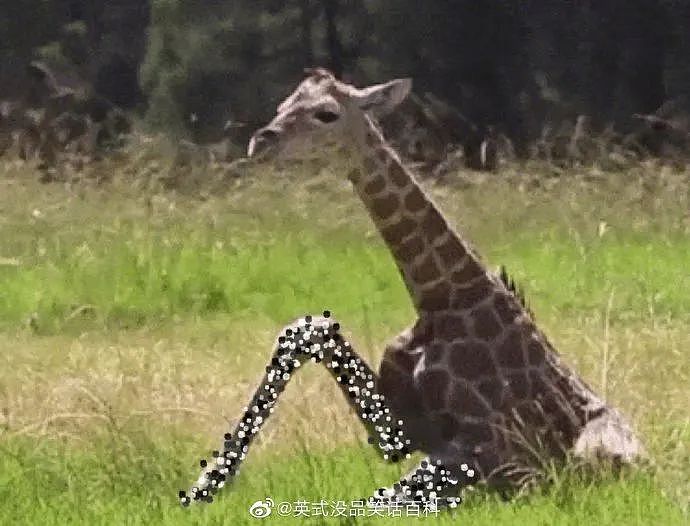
[247,127,280,159]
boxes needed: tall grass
[1,436,685,526]
[1,160,688,333]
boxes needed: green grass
[1,436,685,526]
[1,217,689,331]
[1,166,688,333]
[0,158,688,524]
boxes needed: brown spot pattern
[382,217,418,245]
[471,304,503,341]
[378,363,416,401]
[384,347,418,373]
[363,174,386,195]
[419,282,451,311]
[449,340,496,380]
[495,328,526,368]
[425,342,446,364]
[451,260,485,285]
[403,187,428,213]
[435,236,467,267]
[457,419,494,443]
[528,371,551,402]
[452,280,493,310]
[392,234,425,264]
[433,312,468,339]
[422,208,447,241]
[506,372,531,399]
[376,146,389,163]
[526,334,546,366]
[448,380,491,417]
[371,193,399,220]
[411,253,441,284]
[389,161,410,188]
[477,378,506,409]
[493,292,522,325]
[438,411,460,441]
[533,382,581,437]
[417,369,450,411]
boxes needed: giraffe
[182,68,644,507]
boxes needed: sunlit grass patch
[1,163,688,334]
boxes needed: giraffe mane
[498,265,534,319]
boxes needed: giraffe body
[245,69,643,496]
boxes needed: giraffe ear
[355,78,412,117]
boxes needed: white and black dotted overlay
[179,311,474,508]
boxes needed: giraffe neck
[345,113,493,313]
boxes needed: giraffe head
[247,68,412,161]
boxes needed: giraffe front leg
[179,312,416,505]
[310,315,418,464]
[368,455,477,510]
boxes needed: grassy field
[0,156,688,525]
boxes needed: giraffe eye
[314,110,339,124]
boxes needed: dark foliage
[1,1,688,150]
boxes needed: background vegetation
[1,1,690,147]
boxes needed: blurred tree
[2,0,689,153]
[0,0,147,109]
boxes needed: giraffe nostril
[248,127,281,158]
